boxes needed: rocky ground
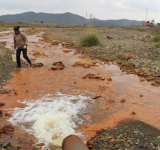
[1,26,160,149]
[87,120,160,150]
[0,43,16,86]
[46,27,160,86]
[0,118,41,150]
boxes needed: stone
[93,96,102,100]
[131,111,136,115]
[0,103,5,107]
[83,74,105,80]
[142,67,150,74]
[2,142,11,148]
[14,91,17,95]
[107,78,112,82]
[140,79,145,82]
[32,63,44,68]
[107,100,116,104]
[51,61,65,70]
[61,42,68,47]
[36,143,45,146]
[106,36,113,39]
[74,61,100,68]
[120,99,126,103]
[0,110,2,118]
[154,77,160,84]
[51,40,60,45]
[33,50,45,56]
[116,53,132,60]
[0,89,12,94]
[109,139,116,144]
[3,125,14,132]
[63,49,73,53]
[5,112,12,118]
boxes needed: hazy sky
[0,0,160,22]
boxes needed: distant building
[142,20,155,27]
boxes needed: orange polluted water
[0,31,160,143]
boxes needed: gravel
[87,120,160,150]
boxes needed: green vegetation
[80,34,100,47]
[152,35,160,43]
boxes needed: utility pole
[146,9,148,22]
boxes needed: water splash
[9,93,92,146]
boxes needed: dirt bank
[0,42,16,86]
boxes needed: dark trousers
[16,48,31,68]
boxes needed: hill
[0,12,145,27]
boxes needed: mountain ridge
[0,12,145,27]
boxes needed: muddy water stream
[0,31,160,148]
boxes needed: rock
[140,79,145,82]
[5,112,12,118]
[142,67,150,74]
[63,49,73,53]
[36,143,45,146]
[83,73,105,80]
[131,111,136,115]
[0,103,5,107]
[106,36,113,39]
[74,61,100,68]
[2,142,11,148]
[3,125,14,132]
[33,50,45,56]
[116,53,132,60]
[107,100,116,104]
[93,96,102,100]
[14,91,17,95]
[86,140,94,147]
[0,110,2,118]
[154,77,160,84]
[120,99,126,103]
[32,63,44,68]
[151,82,158,86]
[109,139,116,144]
[61,42,67,47]
[51,61,65,70]
[51,40,60,45]
[107,78,112,82]
[0,89,11,94]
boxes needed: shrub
[80,34,100,47]
[152,35,160,43]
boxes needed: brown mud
[0,31,160,148]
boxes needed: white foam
[9,93,92,146]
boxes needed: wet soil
[0,30,160,149]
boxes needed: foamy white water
[9,93,92,146]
